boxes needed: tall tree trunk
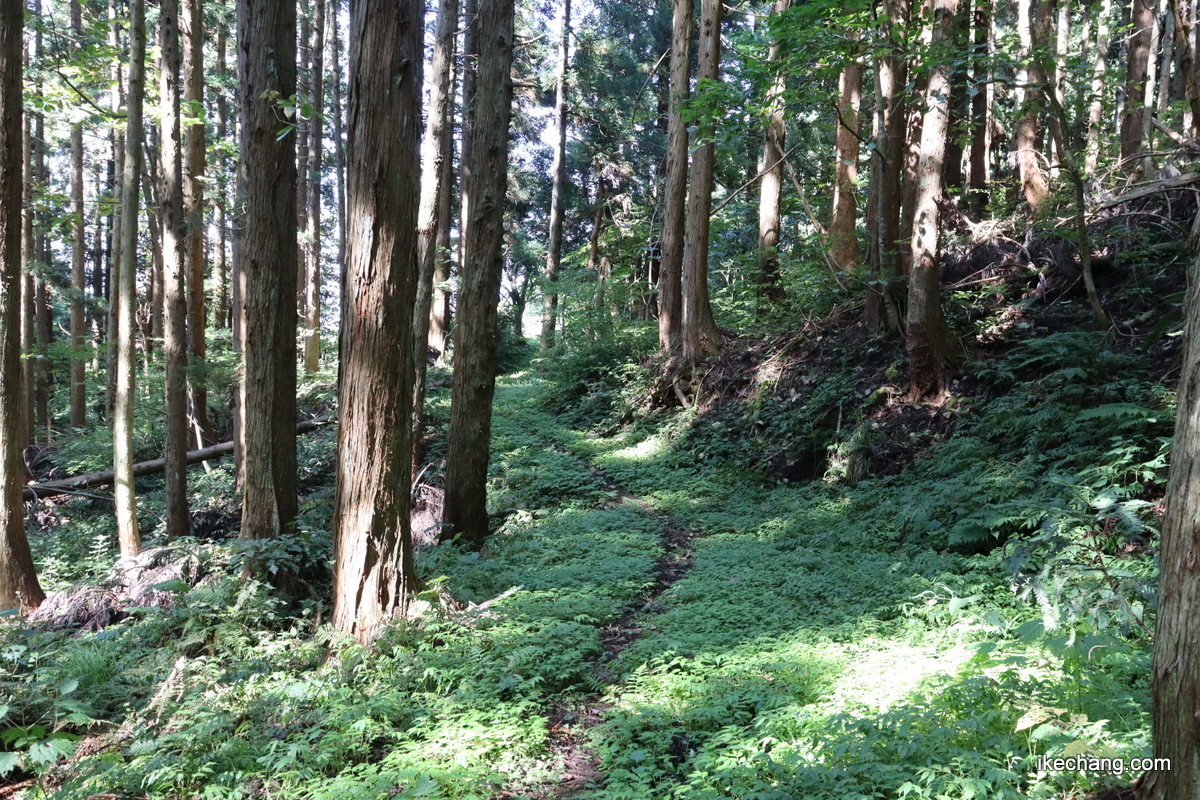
[539,0,570,361]
[1014,0,1050,208]
[161,0,191,539]
[236,0,299,546]
[21,109,33,445]
[115,0,147,559]
[1121,0,1155,171]
[757,0,790,297]
[332,0,422,641]
[297,0,311,269]
[867,0,908,335]
[215,19,230,329]
[1146,209,1200,800]
[184,0,208,444]
[830,51,862,272]
[1169,0,1200,133]
[442,0,515,547]
[658,0,691,354]
[1086,0,1114,172]
[968,0,992,209]
[303,0,325,374]
[69,0,87,429]
[32,9,49,442]
[681,0,724,365]
[428,85,454,360]
[906,0,960,402]
[0,0,44,614]
[412,0,458,474]
[331,0,347,297]
[106,0,124,418]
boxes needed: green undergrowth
[3,327,1165,799]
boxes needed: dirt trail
[531,464,700,799]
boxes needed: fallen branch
[23,417,334,502]
[1097,171,1200,210]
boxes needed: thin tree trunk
[215,19,229,329]
[331,0,346,297]
[236,0,299,546]
[1048,0,1069,177]
[184,0,208,444]
[1086,0,1114,172]
[115,0,147,559]
[872,0,908,335]
[539,0,570,360]
[32,9,49,442]
[757,0,790,296]
[412,0,459,474]
[0,0,44,613]
[106,0,124,417]
[442,0,515,547]
[1121,0,1155,171]
[21,109,33,444]
[1169,0,1200,133]
[69,0,87,429]
[160,0,190,539]
[303,0,325,373]
[681,0,724,365]
[1146,208,1200,800]
[1014,0,1050,208]
[907,0,960,402]
[968,0,992,208]
[428,84,454,360]
[297,0,311,271]
[830,51,862,273]
[658,0,691,354]
[332,0,423,641]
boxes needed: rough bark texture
[69,0,87,429]
[1146,210,1200,800]
[658,0,691,353]
[1086,0,1114,172]
[303,0,325,374]
[680,0,724,365]
[0,0,44,614]
[22,111,34,445]
[443,0,515,547]
[115,0,146,558]
[906,0,959,402]
[184,0,208,444]
[331,0,423,641]
[1121,0,1155,170]
[830,53,862,273]
[539,0,570,359]
[331,2,347,292]
[161,0,191,540]
[412,0,459,474]
[428,99,454,360]
[757,0,790,298]
[236,0,299,544]
[1014,0,1050,208]
[215,21,229,328]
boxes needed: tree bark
[0,0,44,614]
[331,0,347,298]
[115,0,147,559]
[303,0,325,374]
[906,0,960,402]
[160,0,191,539]
[757,0,790,297]
[332,0,423,641]
[830,49,862,273]
[1086,0,1114,172]
[22,111,34,446]
[681,0,724,365]
[69,0,87,429]
[658,0,691,354]
[443,0,515,547]
[1169,0,1200,133]
[184,0,208,444]
[236,0,299,545]
[539,0,571,360]
[32,10,49,442]
[215,19,230,329]
[1121,0,1155,172]
[968,0,992,209]
[412,0,458,474]
[1146,209,1200,800]
[1014,0,1050,208]
[105,0,124,419]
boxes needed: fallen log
[23,416,334,502]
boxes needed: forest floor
[3,321,1163,800]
